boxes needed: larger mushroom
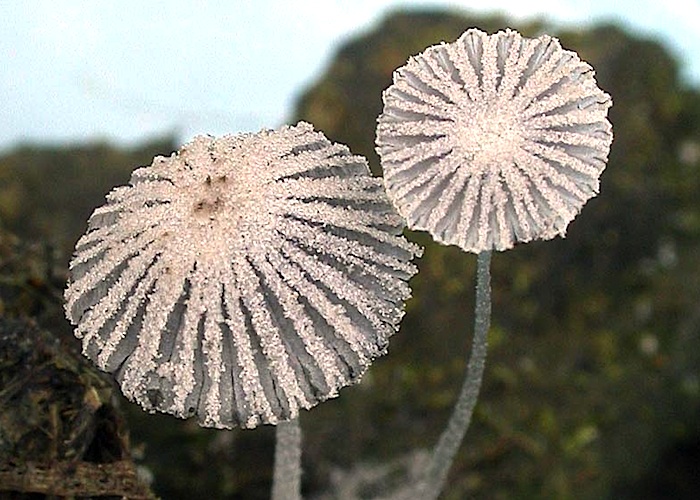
[65,122,421,430]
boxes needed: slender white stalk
[272,418,302,500]
[419,251,492,499]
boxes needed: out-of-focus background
[1,1,700,499]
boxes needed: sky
[1,0,699,153]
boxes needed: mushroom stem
[420,250,492,498]
[272,418,302,500]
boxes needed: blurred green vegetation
[0,137,175,258]
[2,8,700,500]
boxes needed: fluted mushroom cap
[65,122,421,429]
[377,28,613,253]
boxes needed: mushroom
[65,121,422,498]
[377,28,612,253]
[376,28,612,498]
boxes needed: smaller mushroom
[377,28,612,253]
[376,28,613,499]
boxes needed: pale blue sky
[1,0,699,152]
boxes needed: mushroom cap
[377,28,613,253]
[65,122,421,429]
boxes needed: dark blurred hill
[1,8,699,499]
[293,9,700,499]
